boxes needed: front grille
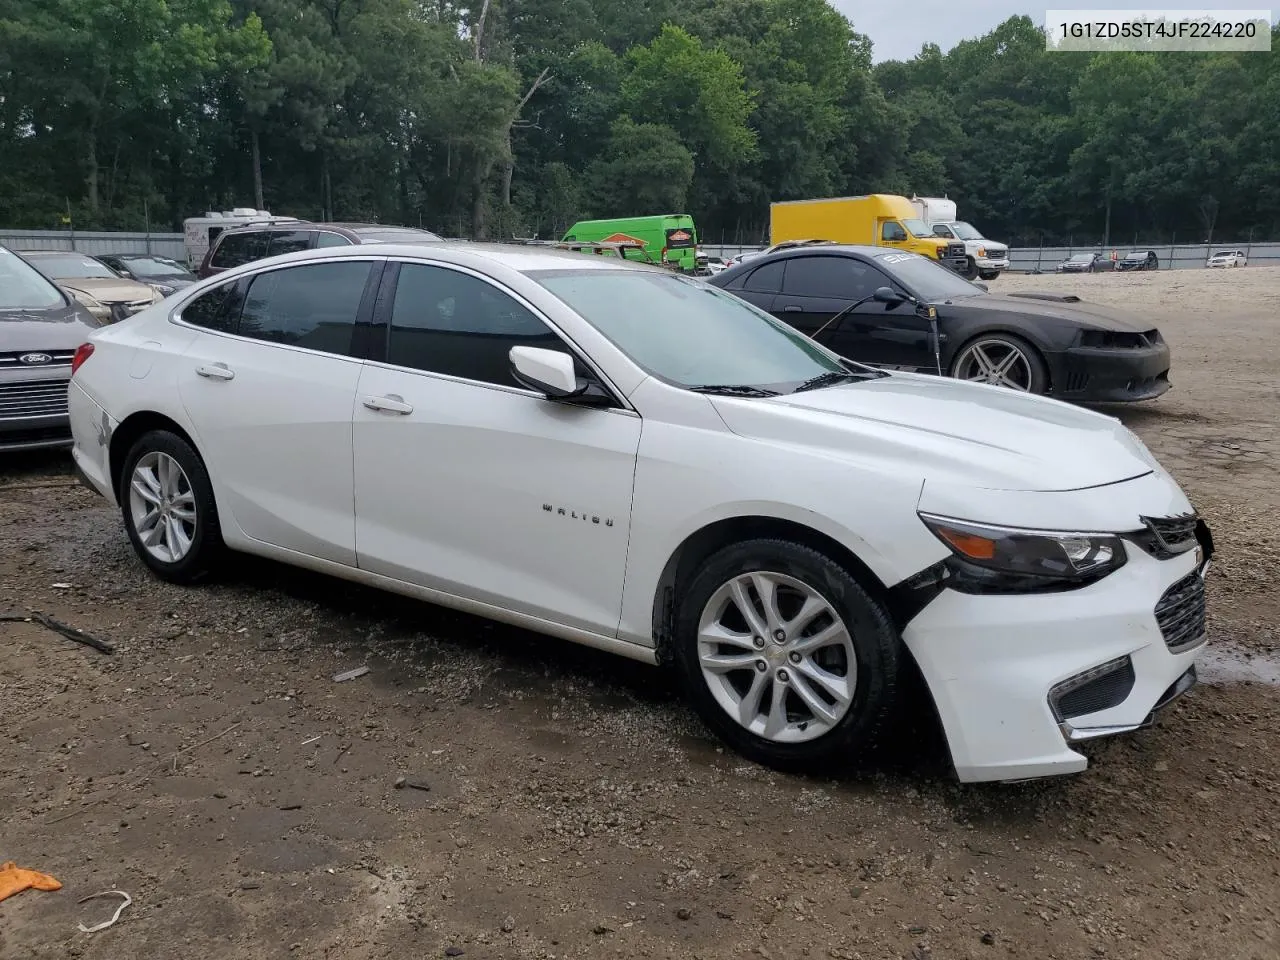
[986,247,1008,258]
[1128,514,1198,559]
[0,378,70,421]
[1050,656,1136,720]
[1079,329,1162,349]
[947,242,965,258]
[1154,572,1207,653]
[0,350,76,368]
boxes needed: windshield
[30,253,119,280]
[1124,251,1145,259]
[871,251,984,301]
[0,248,65,309]
[950,222,984,240]
[1068,254,1093,262]
[1212,251,1235,258]
[902,218,932,238]
[120,256,192,277]
[530,269,851,391]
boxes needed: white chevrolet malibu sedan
[67,244,1213,783]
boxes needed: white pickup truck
[910,196,1010,281]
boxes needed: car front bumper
[976,256,1009,271]
[0,369,73,452]
[904,536,1207,783]
[1048,342,1172,402]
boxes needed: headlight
[919,513,1127,593]
[151,283,176,297]
[977,246,986,257]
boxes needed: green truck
[561,214,700,272]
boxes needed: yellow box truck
[770,194,968,273]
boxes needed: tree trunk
[472,155,488,239]
[322,150,333,220]
[501,131,514,211]
[251,128,264,210]
[1102,188,1112,251]
[86,129,99,212]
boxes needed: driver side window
[881,221,907,242]
[780,256,888,302]
[384,263,564,390]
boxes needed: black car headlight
[918,513,1127,594]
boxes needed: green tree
[586,117,695,215]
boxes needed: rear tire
[671,538,901,773]
[119,429,223,584]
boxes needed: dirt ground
[2,267,1278,960]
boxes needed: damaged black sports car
[707,244,1170,403]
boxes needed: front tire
[950,333,1049,394]
[119,429,223,584]
[962,257,979,280]
[978,269,999,281]
[671,539,901,772]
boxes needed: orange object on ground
[0,861,62,902]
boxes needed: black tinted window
[180,282,238,333]
[743,260,785,293]
[782,256,883,300]
[239,262,372,355]
[316,232,353,248]
[387,263,560,388]
[268,231,314,256]
[211,231,268,268]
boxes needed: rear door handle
[195,363,235,381]
[782,304,802,313]
[362,394,413,415]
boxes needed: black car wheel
[962,257,979,280]
[671,539,901,773]
[950,333,1048,394]
[978,270,999,281]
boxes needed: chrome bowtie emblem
[19,352,52,365]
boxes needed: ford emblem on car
[19,353,53,365]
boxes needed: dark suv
[197,222,446,278]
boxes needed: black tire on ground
[962,257,979,280]
[978,270,999,281]
[119,429,224,584]
[671,538,902,773]
[949,332,1050,395]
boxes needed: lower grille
[1154,572,1207,653]
[1064,370,1091,392]
[1050,656,1136,720]
[0,424,71,448]
[0,378,70,420]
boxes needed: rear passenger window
[211,231,267,268]
[743,260,785,293]
[386,263,561,388]
[180,282,238,334]
[267,231,314,256]
[238,262,372,356]
[316,232,353,248]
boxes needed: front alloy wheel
[697,571,855,743]
[672,539,901,772]
[950,335,1047,394]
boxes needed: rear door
[177,258,382,565]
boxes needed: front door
[177,259,381,565]
[352,260,642,637]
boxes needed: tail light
[71,343,94,375]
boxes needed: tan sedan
[19,251,162,322]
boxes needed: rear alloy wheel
[950,334,1047,394]
[672,539,900,771]
[121,430,223,583]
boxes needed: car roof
[196,241,671,277]
[18,249,87,257]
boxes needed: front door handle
[195,362,235,381]
[362,394,413,415]
[781,304,802,313]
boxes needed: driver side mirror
[873,285,905,306]
[509,346,613,407]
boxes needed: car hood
[0,303,102,351]
[58,278,157,303]
[710,373,1155,492]
[939,292,1151,332]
